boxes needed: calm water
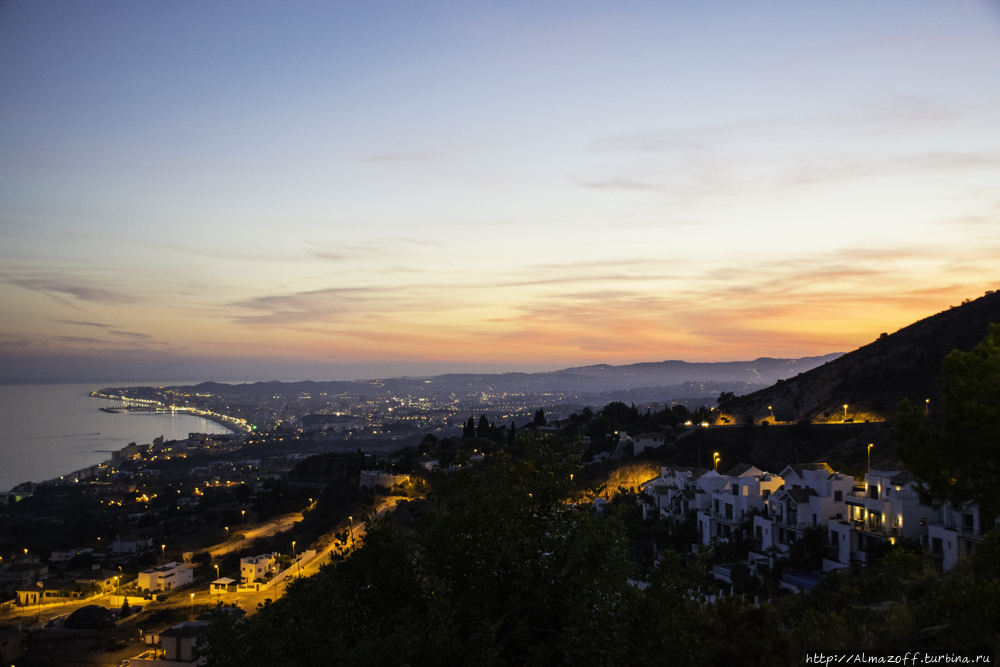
[0,383,232,492]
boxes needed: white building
[754,463,854,563]
[111,535,154,556]
[138,562,194,592]
[50,547,92,563]
[821,464,940,570]
[632,433,666,456]
[240,553,279,584]
[926,502,986,571]
[699,464,784,545]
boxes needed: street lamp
[713,452,720,472]
[868,444,874,474]
[241,510,245,529]
[843,404,848,420]
[925,399,930,416]
[292,541,296,560]
[348,516,354,547]
[768,406,774,421]
[161,544,165,558]
[190,593,194,612]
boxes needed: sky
[1,1,999,383]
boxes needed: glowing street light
[190,592,194,612]
[868,444,874,474]
[292,541,296,559]
[843,404,849,420]
[161,544,165,558]
[241,510,246,529]
[925,399,930,416]
[713,452,720,472]
[768,406,774,421]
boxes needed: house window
[869,486,879,500]
[755,526,763,539]
[732,485,739,496]
[763,489,770,499]
[920,517,927,526]
[834,490,843,501]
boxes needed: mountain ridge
[718,290,1000,424]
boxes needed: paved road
[3,500,402,629]
[209,512,303,557]
[203,497,402,613]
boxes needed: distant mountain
[719,290,1000,424]
[167,355,841,400]
[547,356,842,391]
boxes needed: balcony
[773,515,813,530]
[930,522,981,539]
[712,512,738,524]
[822,544,841,561]
[851,521,898,537]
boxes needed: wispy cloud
[55,320,115,328]
[5,274,137,305]
[108,331,153,340]
[53,336,106,344]
[785,151,1000,186]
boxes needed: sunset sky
[2,1,999,383]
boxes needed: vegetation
[898,322,1000,522]
[202,430,1000,665]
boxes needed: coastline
[89,389,249,434]
[0,383,238,493]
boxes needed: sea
[0,383,233,493]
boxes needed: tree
[463,416,475,438]
[201,435,711,666]
[897,323,1000,522]
[534,408,546,426]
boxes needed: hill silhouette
[719,290,1000,424]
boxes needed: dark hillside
[719,290,1000,424]
[669,422,896,478]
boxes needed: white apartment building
[753,463,855,562]
[927,502,986,571]
[138,562,194,592]
[822,463,940,570]
[240,553,279,584]
[640,466,726,526]
[699,464,784,545]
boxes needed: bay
[0,383,232,492]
